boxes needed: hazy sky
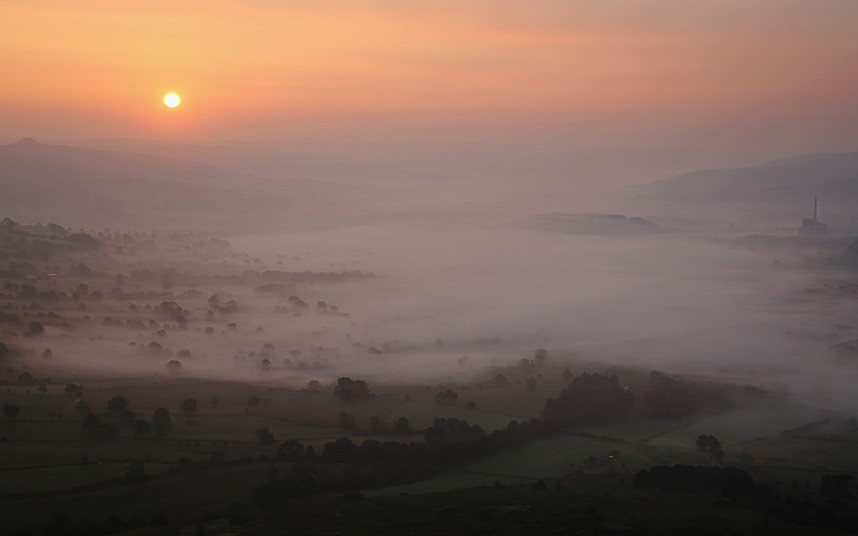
[2,1,857,155]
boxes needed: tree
[393,417,412,435]
[542,373,633,426]
[696,434,724,462]
[435,389,458,404]
[424,418,486,448]
[152,408,171,437]
[276,439,305,461]
[65,383,82,397]
[255,427,275,445]
[180,398,198,414]
[333,377,371,403]
[3,403,20,419]
[26,321,45,337]
[106,395,129,415]
[306,380,321,392]
[492,374,508,387]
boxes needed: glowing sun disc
[163,93,181,108]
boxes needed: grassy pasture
[0,463,173,494]
[732,419,858,475]
[0,460,291,534]
[647,404,829,449]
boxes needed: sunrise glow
[163,93,181,108]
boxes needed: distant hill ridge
[650,151,858,199]
[642,150,858,229]
[0,138,357,229]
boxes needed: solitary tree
[26,321,45,337]
[435,389,458,405]
[696,434,724,462]
[180,398,198,415]
[393,417,412,435]
[255,427,274,445]
[3,403,20,419]
[106,395,130,415]
[152,408,171,437]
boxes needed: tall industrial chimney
[814,197,818,220]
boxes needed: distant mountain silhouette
[0,139,358,229]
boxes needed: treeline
[252,417,562,507]
[634,464,756,497]
[542,371,736,424]
[635,465,858,532]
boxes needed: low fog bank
[4,138,857,414]
[229,219,858,409]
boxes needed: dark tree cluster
[634,464,756,498]
[542,373,633,425]
[82,414,120,439]
[642,371,731,418]
[636,466,858,531]
[255,417,558,505]
[333,377,371,402]
[3,403,20,419]
[255,427,274,445]
[435,389,458,405]
[695,433,725,461]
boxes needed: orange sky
[1,0,857,147]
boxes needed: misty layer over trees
[2,139,858,534]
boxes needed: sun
[163,93,181,108]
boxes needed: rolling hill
[643,151,858,230]
[0,138,360,230]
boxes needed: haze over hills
[0,138,369,231]
[5,138,858,233]
[643,151,858,230]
